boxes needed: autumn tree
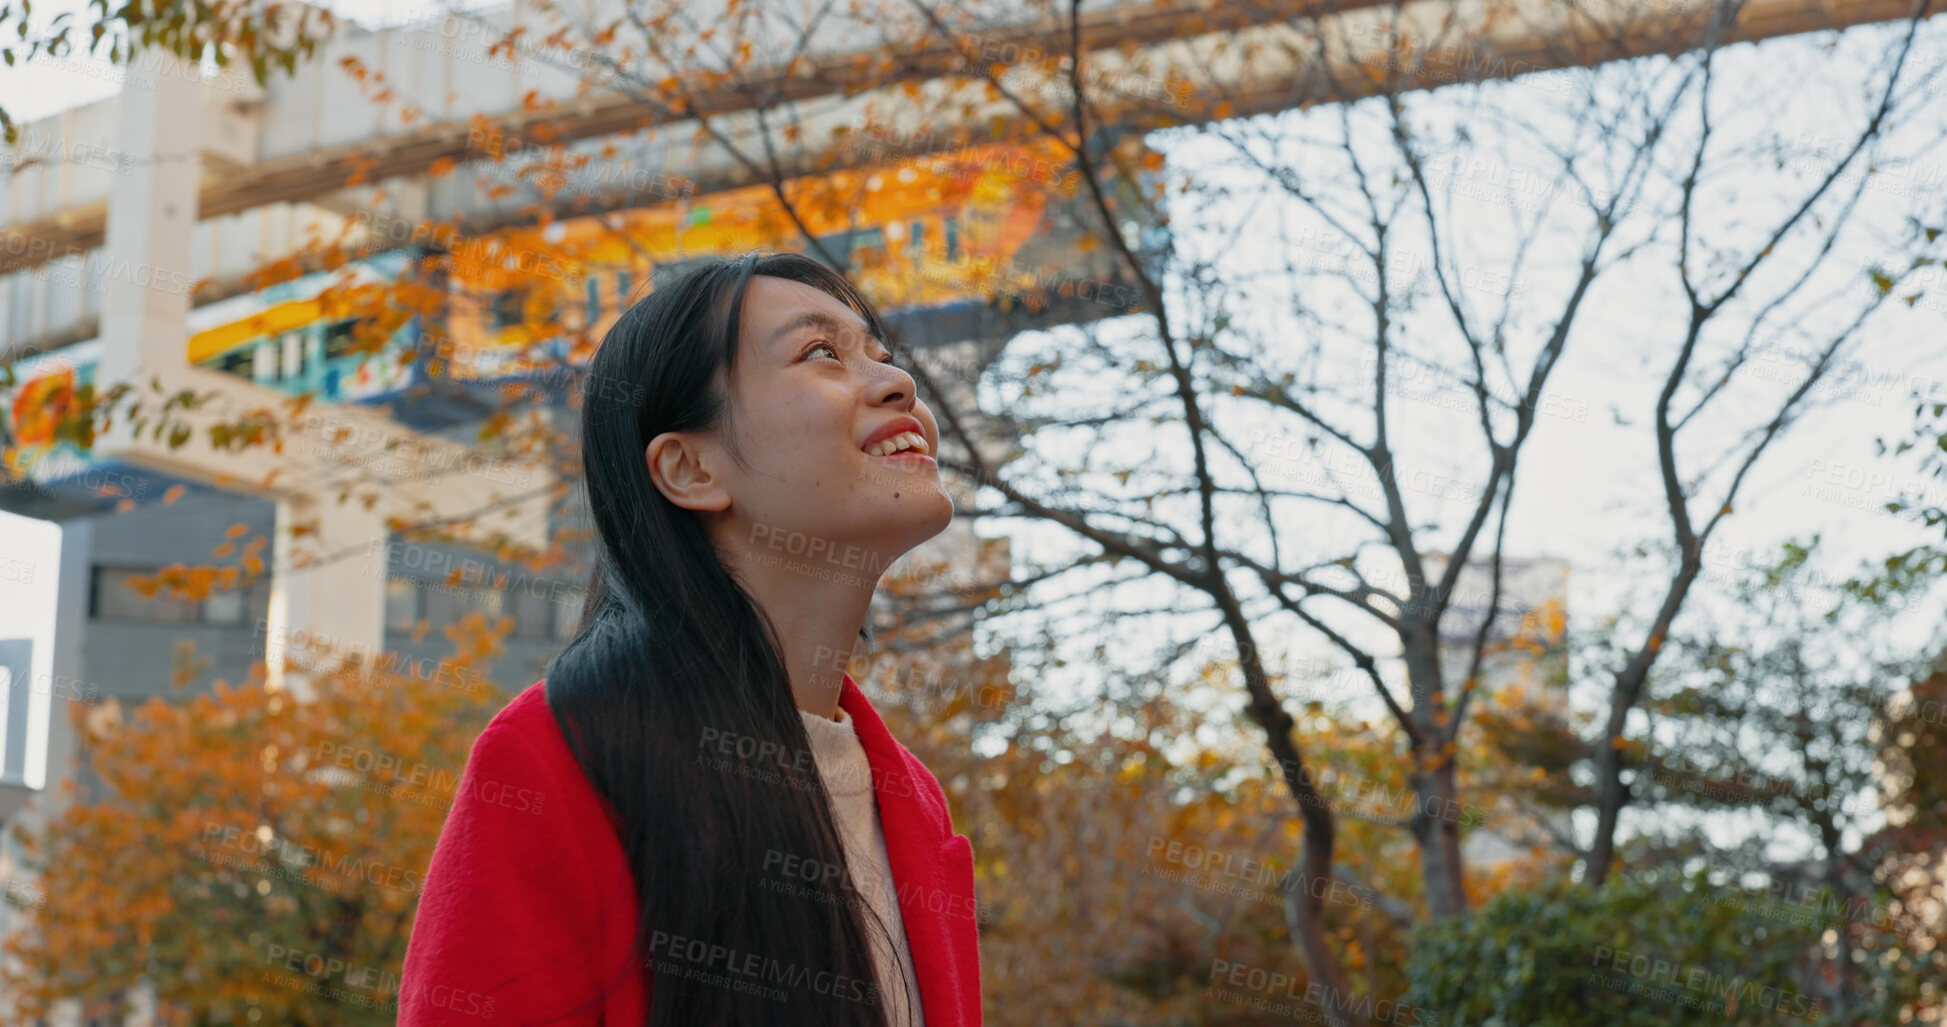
[0,619,509,1025]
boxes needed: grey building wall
[78,486,587,700]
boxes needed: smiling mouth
[862,431,934,463]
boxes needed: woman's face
[650,274,955,573]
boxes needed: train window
[491,290,526,329]
[213,346,254,378]
[322,320,357,361]
[280,331,306,380]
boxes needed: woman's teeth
[866,432,929,457]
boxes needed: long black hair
[544,252,918,1027]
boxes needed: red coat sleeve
[400,694,646,1025]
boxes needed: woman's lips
[868,450,936,465]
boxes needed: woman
[399,252,981,1026]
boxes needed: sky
[0,0,458,126]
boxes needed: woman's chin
[895,489,956,531]
[867,491,956,552]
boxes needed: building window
[585,276,602,323]
[90,566,258,624]
[203,588,246,626]
[509,589,555,639]
[385,579,422,633]
[943,215,960,263]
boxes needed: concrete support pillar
[95,51,201,390]
[264,494,390,693]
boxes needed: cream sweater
[799,705,928,1027]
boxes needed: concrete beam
[0,0,1927,278]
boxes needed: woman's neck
[716,534,878,719]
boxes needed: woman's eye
[808,342,839,361]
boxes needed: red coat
[399,673,983,1026]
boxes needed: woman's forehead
[742,275,876,348]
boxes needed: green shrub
[1404,873,1828,1027]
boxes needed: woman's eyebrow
[767,310,881,352]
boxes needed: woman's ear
[646,431,732,512]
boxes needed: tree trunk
[1229,615,1366,1027]
[1411,757,1469,918]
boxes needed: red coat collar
[836,673,984,1026]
